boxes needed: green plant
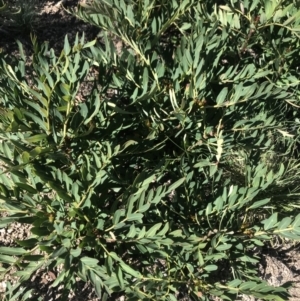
[1,0,300,300]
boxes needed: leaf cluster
[0,0,300,300]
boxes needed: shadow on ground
[0,0,99,55]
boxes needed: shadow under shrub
[0,0,39,35]
[0,0,300,300]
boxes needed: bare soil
[0,0,100,55]
[0,1,300,300]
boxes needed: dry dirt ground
[0,0,100,54]
[0,1,300,300]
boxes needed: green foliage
[0,0,300,300]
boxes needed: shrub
[1,0,300,300]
